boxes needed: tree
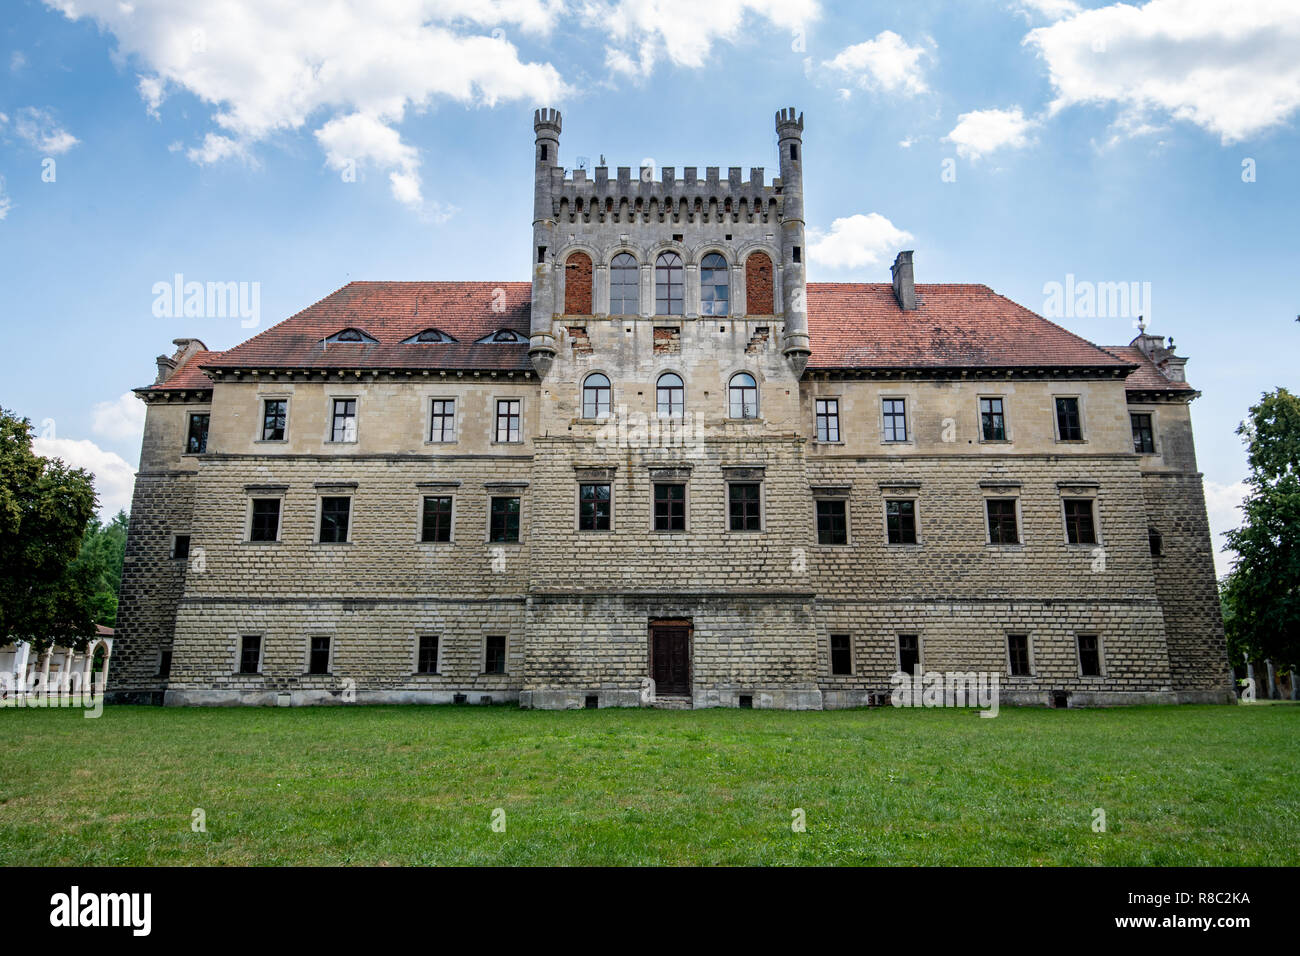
[0,407,99,653]
[1221,388,1300,672]
[71,510,128,626]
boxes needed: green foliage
[70,510,129,627]
[1222,388,1300,667]
[0,407,99,652]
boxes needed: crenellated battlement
[549,164,785,224]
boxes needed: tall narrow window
[1131,413,1155,454]
[308,636,331,675]
[417,635,440,674]
[262,400,287,441]
[578,483,612,531]
[489,496,521,543]
[699,253,729,316]
[172,534,191,560]
[1077,634,1102,677]
[582,373,611,419]
[249,498,281,542]
[655,252,684,315]
[980,398,1006,441]
[318,497,351,543]
[610,252,639,315]
[238,635,262,674]
[830,634,852,675]
[429,399,456,442]
[1063,498,1097,544]
[728,483,762,531]
[653,483,686,532]
[1007,634,1031,677]
[886,499,917,544]
[728,372,758,419]
[421,496,453,542]
[186,413,210,453]
[882,399,907,442]
[656,373,684,418]
[1148,527,1163,557]
[898,635,920,676]
[1056,397,1083,441]
[986,499,1019,545]
[816,499,848,545]
[331,398,357,442]
[484,635,507,674]
[564,251,593,314]
[495,399,521,443]
[158,648,172,679]
[815,398,840,442]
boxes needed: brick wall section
[564,252,592,315]
[745,252,774,314]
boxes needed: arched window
[657,373,684,418]
[610,253,639,315]
[656,252,683,315]
[564,252,593,314]
[700,253,729,316]
[729,372,758,419]
[582,373,611,419]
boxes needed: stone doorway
[649,619,692,697]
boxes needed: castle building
[110,108,1232,709]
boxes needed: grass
[1,703,1296,866]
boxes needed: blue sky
[1,0,1297,574]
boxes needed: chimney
[1128,327,1187,383]
[154,338,207,385]
[891,251,917,311]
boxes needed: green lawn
[1,703,1296,865]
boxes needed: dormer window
[475,329,526,344]
[325,328,378,344]
[402,328,457,344]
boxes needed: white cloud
[589,0,820,75]
[822,30,931,96]
[32,437,135,518]
[1204,479,1248,578]
[10,51,27,72]
[1025,0,1300,144]
[0,175,10,221]
[945,106,1037,159]
[807,213,913,271]
[13,106,79,154]
[43,0,573,211]
[91,392,147,444]
[315,112,423,209]
[1012,0,1081,21]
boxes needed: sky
[1,0,1297,575]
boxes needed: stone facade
[109,108,1233,709]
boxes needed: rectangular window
[417,635,440,675]
[986,499,1019,545]
[1063,498,1097,545]
[728,483,762,532]
[885,499,917,544]
[1077,634,1102,677]
[816,499,848,545]
[186,413,210,454]
[653,483,686,532]
[1055,397,1083,441]
[489,496,521,543]
[1008,634,1031,677]
[815,398,840,442]
[484,635,507,674]
[318,496,351,543]
[579,483,612,531]
[238,635,262,675]
[898,635,920,676]
[421,496,453,542]
[261,399,287,441]
[430,399,456,443]
[1131,412,1155,454]
[158,648,173,679]
[249,498,281,542]
[496,399,521,443]
[308,636,331,675]
[980,397,1006,441]
[330,398,357,443]
[172,534,191,560]
[830,634,852,676]
[882,398,907,442]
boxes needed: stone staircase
[651,695,693,710]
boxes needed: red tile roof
[1103,345,1195,392]
[805,283,1134,372]
[148,349,220,391]
[200,281,533,375]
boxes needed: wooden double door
[650,619,692,696]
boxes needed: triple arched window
[580,371,756,419]
[582,373,611,419]
[603,251,739,316]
